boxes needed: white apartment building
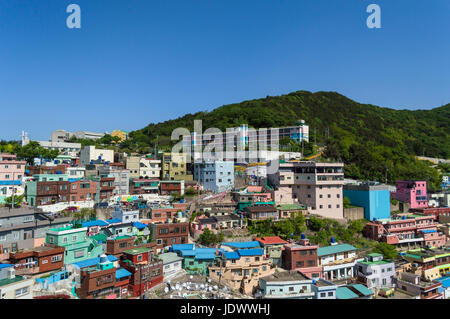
[79,146,114,167]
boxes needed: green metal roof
[351,284,374,296]
[0,275,26,287]
[336,287,358,299]
[123,247,151,255]
[317,244,357,257]
[91,234,108,243]
[367,253,382,258]
[158,252,184,264]
[358,260,392,266]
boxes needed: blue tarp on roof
[115,268,132,280]
[179,250,197,257]
[81,220,109,228]
[224,251,240,259]
[419,229,437,233]
[132,222,148,229]
[171,244,195,251]
[106,219,121,224]
[0,180,22,185]
[179,247,219,260]
[0,264,14,269]
[435,276,450,288]
[222,241,261,249]
[71,255,118,269]
[195,253,216,260]
[237,248,264,256]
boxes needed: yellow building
[111,130,129,143]
[161,152,193,181]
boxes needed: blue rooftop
[237,248,264,256]
[0,180,22,186]
[0,264,14,269]
[435,276,450,288]
[71,255,118,269]
[106,218,121,224]
[178,247,220,260]
[81,220,109,228]
[115,268,132,280]
[132,222,148,230]
[171,244,195,251]
[223,251,240,259]
[222,241,261,249]
[195,253,216,260]
[419,229,437,234]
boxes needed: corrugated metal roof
[224,251,240,259]
[336,287,358,299]
[435,276,450,288]
[81,220,109,228]
[195,253,216,260]
[72,255,118,269]
[237,248,264,256]
[106,219,121,224]
[115,268,132,279]
[351,284,374,296]
[222,241,261,249]
[159,252,184,264]
[132,222,148,229]
[172,244,195,251]
[0,263,14,269]
[317,244,357,257]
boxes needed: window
[74,249,85,258]
[320,292,326,298]
[328,292,333,297]
[15,287,29,297]
[51,255,62,263]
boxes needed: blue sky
[0,0,449,141]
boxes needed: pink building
[0,153,26,182]
[395,180,428,209]
[364,213,447,250]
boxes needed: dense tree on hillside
[123,91,449,190]
[15,141,60,165]
[372,242,398,260]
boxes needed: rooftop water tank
[301,234,306,239]
[331,237,336,243]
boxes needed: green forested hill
[125,91,449,190]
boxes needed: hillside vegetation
[123,91,448,190]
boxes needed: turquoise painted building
[343,183,391,221]
[45,225,105,265]
[171,244,221,275]
[25,174,70,206]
